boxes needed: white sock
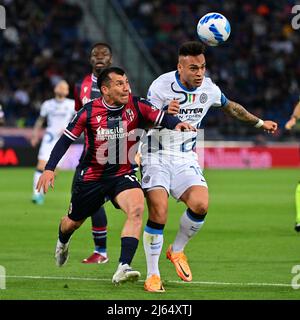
[33,170,43,196]
[143,228,164,278]
[172,210,205,253]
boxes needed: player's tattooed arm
[222,100,259,125]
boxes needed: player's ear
[101,85,109,95]
[177,62,182,73]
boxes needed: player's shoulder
[150,70,176,88]
[75,74,91,87]
[132,95,153,108]
[201,76,220,92]
[41,98,56,108]
[65,98,75,106]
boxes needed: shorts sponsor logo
[143,175,151,183]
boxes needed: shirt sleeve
[74,83,82,111]
[39,101,48,118]
[211,82,229,107]
[137,98,181,129]
[64,107,87,141]
[147,79,165,110]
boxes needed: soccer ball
[197,12,231,46]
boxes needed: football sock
[58,224,74,244]
[172,208,206,252]
[119,237,139,265]
[295,183,300,224]
[91,206,107,255]
[143,220,165,278]
[33,169,43,196]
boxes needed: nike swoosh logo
[178,263,190,278]
[150,242,161,246]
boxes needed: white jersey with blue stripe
[143,70,228,157]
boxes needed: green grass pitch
[0,167,300,300]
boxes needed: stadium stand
[117,0,300,141]
[1,0,300,142]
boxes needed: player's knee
[189,201,209,215]
[128,203,144,224]
[149,207,167,224]
[61,216,83,232]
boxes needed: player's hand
[262,120,277,134]
[285,118,297,130]
[175,122,196,132]
[36,170,55,193]
[167,99,180,115]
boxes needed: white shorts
[141,154,208,200]
[38,132,67,167]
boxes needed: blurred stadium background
[1,0,300,300]
[1,0,300,167]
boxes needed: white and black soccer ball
[197,12,231,46]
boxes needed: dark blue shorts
[68,174,141,221]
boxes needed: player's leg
[70,166,109,263]
[56,180,105,267]
[141,161,171,292]
[32,159,47,204]
[111,186,144,284]
[295,182,300,232]
[143,188,168,292]
[81,208,109,263]
[166,185,208,282]
[166,161,208,282]
[55,215,85,267]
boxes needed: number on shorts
[125,174,138,182]
[190,165,202,175]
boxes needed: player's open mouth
[95,62,104,67]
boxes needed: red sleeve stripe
[64,129,78,141]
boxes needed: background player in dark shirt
[73,43,113,264]
[36,67,195,284]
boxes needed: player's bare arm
[223,100,277,134]
[31,116,45,147]
[285,100,300,130]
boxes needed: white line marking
[5,275,292,288]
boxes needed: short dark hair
[178,41,205,57]
[97,67,125,92]
[90,42,113,56]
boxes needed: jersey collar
[91,73,97,83]
[175,71,198,92]
[102,98,124,111]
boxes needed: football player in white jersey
[142,41,278,292]
[31,80,75,204]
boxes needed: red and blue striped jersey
[64,94,164,181]
[74,73,100,111]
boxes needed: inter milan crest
[200,93,208,104]
[125,108,135,122]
